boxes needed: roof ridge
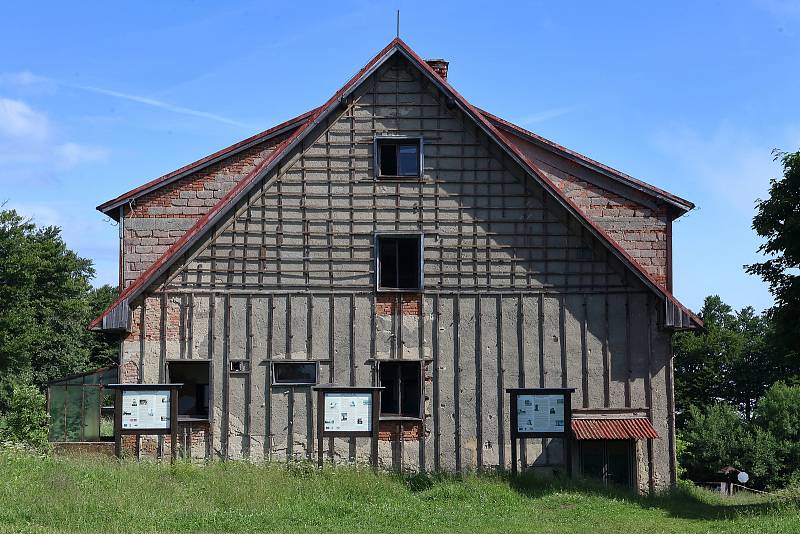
[90,37,701,331]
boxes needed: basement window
[272,361,318,386]
[375,137,422,178]
[167,361,210,421]
[376,235,423,291]
[379,361,422,419]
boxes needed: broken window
[167,361,210,421]
[379,361,422,419]
[376,138,422,177]
[377,235,422,291]
[272,361,318,386]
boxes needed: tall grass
[0,447,796,533]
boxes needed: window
[272,361,318,386]
[376,137,422,177]
[229,360,250,373]
[379,361,422,419]
[167,361,210,421]
[376,235,422,291]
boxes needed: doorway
[580,439,634,487]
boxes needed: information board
[323,391,373,433]
[121,389,171,430]
[516,394,565,434]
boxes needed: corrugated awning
[572,417,659,440]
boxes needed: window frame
[271,361,320,387]
[376,360,424,421]
[166,359,211,422]
[374,136,424,179]
[374,232,424,293]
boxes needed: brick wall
[378,420,423,441]
[121,134,290,288]
[500,131,670,289]
[376,293,422,316]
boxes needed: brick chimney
[425,59,449,81]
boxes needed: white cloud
[54,142,108,168]
[514,106,577,127]
[0,96,108,182]
[651,122,782,214]
[0,97,50,141]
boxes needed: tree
[0,209,118,411]
[746,149,800,363]
[753,382,800,487]
[673,295,775,422]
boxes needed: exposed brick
[376,293,421,316]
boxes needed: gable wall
[117,53,676,488]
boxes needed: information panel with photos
[516,393,565,434]
[323,391,374,432]
[121,389,171,430]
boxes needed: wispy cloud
[651,122,787,215]
[514,106,577,126]
[63,82,251,128]
[1,70,250,128]
[0,96,108,182]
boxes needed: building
[91,38,701,491]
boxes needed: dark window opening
[272,361,318,386]
[580,439,633,487]
[377,235,422,290]
[379,361,422,418]
[229,360,250,373]
[377,138,421,177]
[167,361,210,421]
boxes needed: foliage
[0,209,118,412]
[673,295,776,422]
[746,149,800,361]
[0,383,48,449]
[679,383,800,490]
[0,452,796,533]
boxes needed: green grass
[0,448,797,533]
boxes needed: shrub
[679,403,748,482]
[0,383,48,449]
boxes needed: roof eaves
[91,38,701,332]
[392,41,701,329]
[96,107,319,219]
[89,39,403,331]
[478,108,696,214]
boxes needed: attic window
[376,235,423,291]
[376,137,422,178]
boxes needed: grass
[0,448,797,533]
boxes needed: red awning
[572,418,659,440]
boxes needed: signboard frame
[313,385,382,469]
[507,387,575,476]
[107,383,181,463]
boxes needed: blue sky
[1,1,798,313]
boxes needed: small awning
[572,417,659,440]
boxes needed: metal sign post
[313,385,382,470]
[507,388,575,477]
[108,383,181,464]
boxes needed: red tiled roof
[90,38,703,332]
[572,417,659,440]
[96,107,320,219]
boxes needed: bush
[679,403,749,482]
[753,382,800,487]
[0,383,48,448]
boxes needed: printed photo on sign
[322,392,372,432]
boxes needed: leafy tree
[0,383,48,448]
[746,149,800,364]
[752,382,800,487]
[0,209,117,411]
[678,403,749,482]
[673,295,775,422]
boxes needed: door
[580,439,634,487]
